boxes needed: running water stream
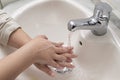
[55,32,73,74]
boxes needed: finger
[52,42,63,47]
[34,64,55,77]
[58,62,75,68]
[38,35,48,40]
[62,53,78,58]
[66,58,72,62]
[48,60,63,69]
[52,54,67,61]
[55,47,69,53]
[55,46,74,53]
[63,46,74,53]
[65,46,73,50]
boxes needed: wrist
[8,28,32,48]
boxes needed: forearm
[8,28,32,48]
[0,10,31,48]
[0,41,36,80]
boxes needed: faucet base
[92,30,107,36]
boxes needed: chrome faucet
[68,2,112,36]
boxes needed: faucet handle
[94,2,112,19]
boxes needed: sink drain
[79,41,82,46]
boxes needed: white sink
[6,0,120,80]
[12,0,88,44]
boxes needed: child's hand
[31,35,77,76]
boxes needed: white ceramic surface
[4,0,120,80]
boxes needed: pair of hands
[29,35,77,76]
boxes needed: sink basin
[12,0,88,44]
[72,29,120,80]
[4,0,120,80]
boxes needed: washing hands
[33,35,77,76]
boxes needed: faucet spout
[68,18,100,31]
[68,2,112,36]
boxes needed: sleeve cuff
[0,20,20,46]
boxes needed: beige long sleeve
[0,10,20,46]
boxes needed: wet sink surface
[72,30,120,80]
[8,0,120,80]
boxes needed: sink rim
[11,0,92,19]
